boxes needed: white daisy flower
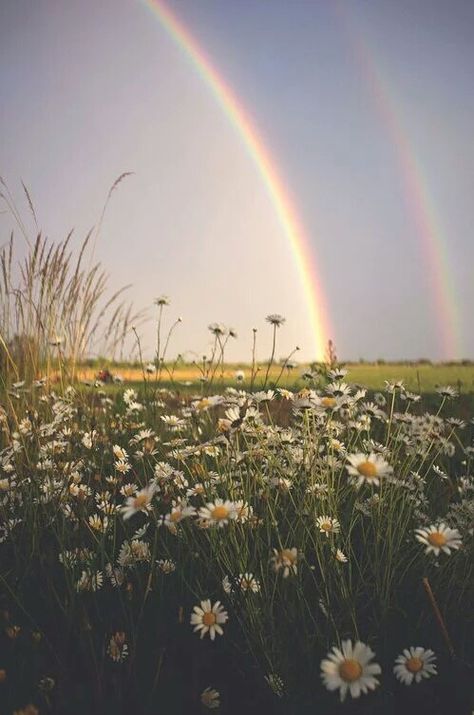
[190,599,228,640]
[266,313,285,327]
[436,385,458,399]
[117,539,150,567]
[105,563,125,587]
[200,687,220,709]
[163,502,196,532]
[415,523,462,556]
[208,322,226,336]
[237,572,261,593]
[222,575,233,594]
[320,640,381,701]
[271,547,299,578]
[107,632,129,662]
[198,499,236,527]
[112,444,128,461]
[157,558,176,574]
[393,646,437,685]
[121,483,156,521]
[315,394,340,410]
[76,570,103,592]
[335,548,348,563]
[346,453,393,488]
[316,515,340,537]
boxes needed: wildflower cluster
[0,374,472,710]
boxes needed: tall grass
[0,178,143,387]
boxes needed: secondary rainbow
[334,3,462,358]
[142,0,331,360]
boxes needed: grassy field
[77,362,474,393]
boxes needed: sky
[1,0,473,362]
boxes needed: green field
[79,361,474,393]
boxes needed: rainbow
[334,4,462,359]
[142,0,331,360]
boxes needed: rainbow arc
[143,0,331,361]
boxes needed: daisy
[271,547,299,578]
[199,499,236,527]
[222,575,232,594]
[114,459,131,475]
[88,513,109,533]
[120,482,139,497]
[436,385,458,399]
[385,380,405,393]
[237,572,261,593]
[328,367,348,380]
[107,632,129,662]
[393,647,437,685]
[76,570,103,592]
[253,390,275,403]
[266,314,285,327]
[316,395,339,410]
[163,502,196,532]
[346,453,392,488]
[186,482,206,498]
[200,687,220,709]
[112,444,128,461]
[117,539,150,567]
[321,640,381,701]
[105,563,125,587]
[190,599,228,640]
[157,558,176,574]
[316,515,340,537]
[415,523,462,556]
[335,548,348,563]
[326,382,352,398]
[160,415,186,430]
[208,322,226,336]
[121,483,156,520]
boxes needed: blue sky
[1,0,473,361]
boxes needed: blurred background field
[76,361,474,393]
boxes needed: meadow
[77,361,474,395]
[0,230,473,715]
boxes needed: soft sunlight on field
[76,362,474,393]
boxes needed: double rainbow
[143,0,461,360]
[143,0,331,361]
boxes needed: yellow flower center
[321,522,332,531]
[202,612,216,626]
[405,656,423,673]
[170,511,182,522]
[339,659,363,682]
[321,397,336,408]
[133,494,148,509]
[212,505,229,521]
[427,531,447,547]
[357,461,377,478]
